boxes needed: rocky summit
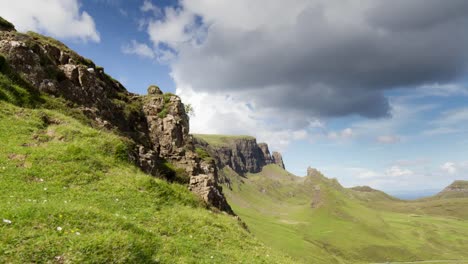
[193,134,285,175]
[0,22,231,213]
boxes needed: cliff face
[193,135,285,176]
[0,24,231,213]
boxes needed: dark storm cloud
[172,1,468,119]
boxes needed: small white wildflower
[43,188,47,191]
[210,256,214,259]
[189,235,193,238]
[56,226,62,231]
[64,201,67,204]
[115,198,119,202]
[3,219,12,224]
[39,178,44,182]
[75,232,81,235]
[1,166,5,170]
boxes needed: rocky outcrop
[272,151,285,169]
[0,29,150,146]
[0,19,232,214]
[307,167,322,177]
[194,135,286,176]
[142,90,233,213]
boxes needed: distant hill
[349,185,400,202]
[436,180,468,198]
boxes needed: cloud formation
[122,40,155,59]
[136,0,468,149]
[0,0,100,42]
[145,0,468,118]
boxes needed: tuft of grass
[195,147,213,162]
[0,57,43,107]
[156,93,176,118]
[157,108,168,119]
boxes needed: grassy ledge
[193,134,256,147]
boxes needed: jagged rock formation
[258,143,273,164]
[193,135,285,175]
[142,90,232,213]
[0,20,232,213]
[307,167,322,177]
[272,151,285,169]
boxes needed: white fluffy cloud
[176,85,307,150]
[439,161,468,176]
[122,40,155,59]
[0,0,100,42]
[386,166,414,177]
[441,162,457,174]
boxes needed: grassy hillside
[0,72,293,262]
[193,134,256,147]
[435,180,468,199]
[221,164,468,263]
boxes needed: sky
[1,0,468,196]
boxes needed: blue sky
[2,0,468,196]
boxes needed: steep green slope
[193,134,256,147]
[221,165,468,263]
[0,98,293,262]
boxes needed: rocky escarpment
[0,19,232,213]
[193,135,285,176]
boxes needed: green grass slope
[0,71,293,262]
[221,165,468,264]
[193,134,256,147]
